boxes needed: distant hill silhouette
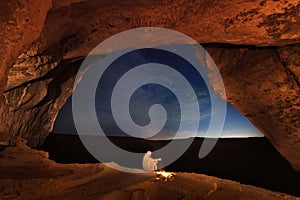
[39,133,300,196]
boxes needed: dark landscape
[39,133,300,196]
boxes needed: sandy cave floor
[0,138,299,200]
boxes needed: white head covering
[146,151,152,156]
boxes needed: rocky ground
[0,138,299,200]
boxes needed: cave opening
[38,42,300,196]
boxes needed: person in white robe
[142,151,162,171]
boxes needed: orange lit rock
[0,0,299,171]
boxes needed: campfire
[156,170,176,182]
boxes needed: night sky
[54,46,263,139]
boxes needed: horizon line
[51,131,264,139]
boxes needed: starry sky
[53,46,263,139]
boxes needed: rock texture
[0,59,80,146]
[0,0,52,96]
[0,0,299,170]
[206,44,300,171]
[0,138,298,200]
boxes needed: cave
[0,0,299,199]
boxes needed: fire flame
[156,170,176,182]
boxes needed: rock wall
[0,0,299,170]
[206,44,300,171]
[0,0,52,96]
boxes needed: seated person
[143,151,162,171]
